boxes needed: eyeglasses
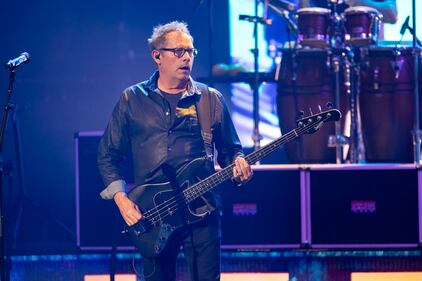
[158,48,198,58]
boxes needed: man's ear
[152,50,160,64]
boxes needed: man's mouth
[179,66,190,71]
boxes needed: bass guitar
[126,108,341,257]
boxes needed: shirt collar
[145,71,201,99]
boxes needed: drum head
[344,6,381,16]
[296,7,330,15]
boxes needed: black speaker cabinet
[220,167,302,248]
[309,165,420,248]
[75,132,133,249]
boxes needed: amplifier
[75,132,133,249]
[220,166,302,248]
[308,165,420,248]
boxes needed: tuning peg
[309,108,313,115]
[326,102,333,109]
[297,110,305,119]
[318,105,322,112]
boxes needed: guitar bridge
[129,220,150,237]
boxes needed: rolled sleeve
[100,179,126,200]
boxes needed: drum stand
[348,48,365,163]
[328,50,349,163]
[327,0,365,164]
[327,0,351,164]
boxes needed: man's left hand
[232,156,253,185]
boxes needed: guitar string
[140,130,292,222]
[139,115,333,226]
[141,125,314,226]
[141,116,330,225]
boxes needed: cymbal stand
[239,0,271,152]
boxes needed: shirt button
[169,130,173,134]
[165,111,170,116]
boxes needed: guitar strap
[193,82,218,213]
[194,82,216,161]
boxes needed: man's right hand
[114,191,142,226]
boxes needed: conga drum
[343,6,382,46]
[359,47,422,162]
[296,8,331,48]
[276,48,348,163]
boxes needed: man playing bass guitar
[97,21,253,281]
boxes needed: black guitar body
[127,157,213,258]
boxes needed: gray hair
[148,21,194,50]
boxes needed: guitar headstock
[296,109,342,134]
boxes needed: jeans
[142,213,221,281]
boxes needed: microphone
[400,16,410,35]
[5,52,31,70]
[266,0,296,12]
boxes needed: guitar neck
[182,128,299,204]
[182,108,340,204]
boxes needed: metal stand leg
[413,129,422,166]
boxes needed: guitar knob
[159,236,165,241]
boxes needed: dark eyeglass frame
[158,48,198,58]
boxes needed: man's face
[155,31,195,83]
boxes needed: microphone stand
[0,69,17,281]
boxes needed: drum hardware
[347,48,362,163]
[327,1,344,49]
[330,50,349,163]
[239,0,274,153]
[328,134,349,147]
[413,129,422,166]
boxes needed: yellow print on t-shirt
[176,105,197,119]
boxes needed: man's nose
[182,50,192,61]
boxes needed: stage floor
[8,250,422,281]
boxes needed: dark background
[0,0,231,254]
